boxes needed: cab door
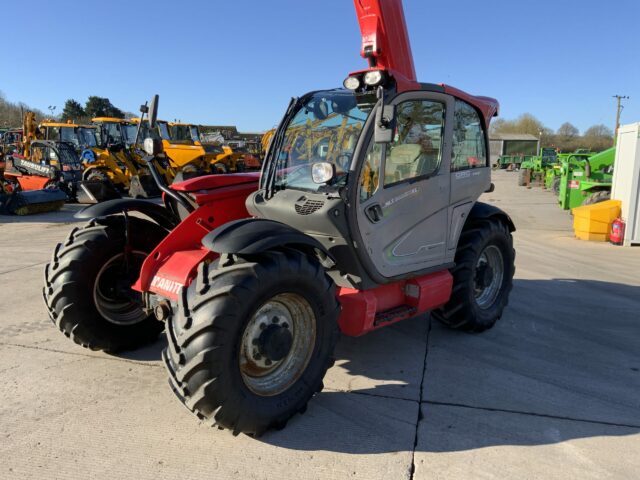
[355,92,454,279]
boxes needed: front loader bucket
[75,181,121,204]
[0,189,66,216]
[128,174,161,199]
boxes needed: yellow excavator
[84,117,161,197]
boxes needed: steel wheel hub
[239,293,316,397]
[474,245,504,309]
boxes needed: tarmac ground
[0,170,638,479]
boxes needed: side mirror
[311,162,335,184]
[375,104,396,143]
[148,94,159,129]
[144,137,163,156]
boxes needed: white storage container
[611,122,640,246]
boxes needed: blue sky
[2,0,638,133]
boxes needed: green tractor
[518,147,558,186]
[497,153,536,170]
[557,147,615,210]
[545,149,594,195]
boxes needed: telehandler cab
[43,0,515,436]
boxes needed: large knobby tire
[518,168,530,186]
[43,216,167,352]
[552,176,561,195]
[163,249,340,437]
[432,219,515,332]
[582,190,610,206]
[85,169,110,183]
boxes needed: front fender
[202,218,331,259]
[74,198,178,231]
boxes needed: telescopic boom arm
[353,0,420,91]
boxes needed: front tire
[432,218,515,332]
[518,168,530,186]
[582,190,610,206]
[163,249,340,436]
[43,216,167,352]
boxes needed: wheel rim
[239,293,316,397]
[93,251,147,325]
[473,245,504,309]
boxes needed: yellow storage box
[572,200,621,242]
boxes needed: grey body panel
[355,92,454,278]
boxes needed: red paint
[171,172,260,193]
[2,171,51,191]
[337,270,452,336]
[133,178,259,294]
[350,0,499,125]
[610,218,625,246]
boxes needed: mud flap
[128,175,161,199]
[0,189,67,215]
[75,181,122,204]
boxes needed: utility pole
[613,95,629,143]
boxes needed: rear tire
[43,216,167,352]
[163,249,340,436]
[552,176,561,195]
[432,219,515,332]
[582,190,610,206]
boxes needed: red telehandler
[44,0,515,436]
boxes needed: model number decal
[150,276,184,295]
[383,187,419,209]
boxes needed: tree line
[490,113,614,152]
[0,92,130,128]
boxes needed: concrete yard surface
[0,170,639,479]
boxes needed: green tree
[61,99,86,122]
[557,122,579,138]
[583,124,614,151]
[84,96,124,119]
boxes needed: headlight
[363,70,383,86]
[343,76,361,91]
[311,162,335,184]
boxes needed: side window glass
[451,100,487,171]
[359,140,383,202]
[384,100,444,186]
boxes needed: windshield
[169,125,195,144]
[125,122,158,146]
[273,90,367,192]
[189,126,200,143]
[48,127,81,147]
[98,123,124,146]
[78,127,98,147]
[158,122,171,141]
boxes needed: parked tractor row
[511,144,615,211]
[0,112,262,215]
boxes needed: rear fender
[133,189,255,300]
[75,199,178,231]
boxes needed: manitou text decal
[150,276,184,296]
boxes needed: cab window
[451,100,487,171]
[384,100,444,186]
